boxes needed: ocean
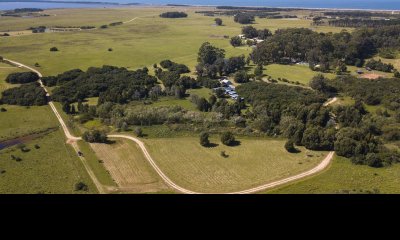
[0,0,400,11]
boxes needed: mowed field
[90,139,169,193]
[267,156,400,194]
[142,137,328,193]
[0,7,352,77]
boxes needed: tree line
[250,26,400,71]
[160,12,188,18]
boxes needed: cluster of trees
[190,94,244,118]
[159,12,188,18]
[235,79,400,167]
[96,103,222,129]
[241,26,272,39]
[195,42,247,78]
[326,76,400,110]
[159,60,190,74]
[199,131,236,147]
[0,82,47,106]
[42,69,83,87]
[155,60,195,99]
[230,36,242,47]
[5,72,39,84]
[234,13,255,24]
[365,59,395,72]
[251,26,400,70]
[333,118,399,167]
[82,130,108,143]
[29,26,46,33]
[47,65,157,104]
[310,75,400,167]
[237,81,332,147]
[323,11,393,18]
[328,19,400,28]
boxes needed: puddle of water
[0,128,58,151]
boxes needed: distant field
[0,7,352,77]
[91,139,169,193]
[142,136,328,193]
[267,156,400,194]
[264,64,336,85]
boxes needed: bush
[50,47,58,52]
[215,18,223,26]
[199,132,210,147]
[0,107,6,112]
[230,36,242,47]
[134,127,143,137]
[82,130,108,143]
[234,71,249,83]
[221,131,235,146]
[284,139,297,153]
[74,182,88,191]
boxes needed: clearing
[142,136,328,193]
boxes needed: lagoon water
[0,0,400,10]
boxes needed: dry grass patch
[90,139,168,193]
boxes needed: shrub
[221,131,235,146]
[134,127,143,137]
[50,47,58,52]
[199,132,210,147]
[74,182,89,191]
[284,139,297,153]
[82,130,108,143]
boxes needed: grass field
[0,126,96,193]
[90,139,169,193]
[151,87,212,111]
[0,105,59,141]
[264,64,336,85]
[0,7,352,77]
[267,155,400,194]
[142,136,328,193]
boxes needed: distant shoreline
[0,1,399,11]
